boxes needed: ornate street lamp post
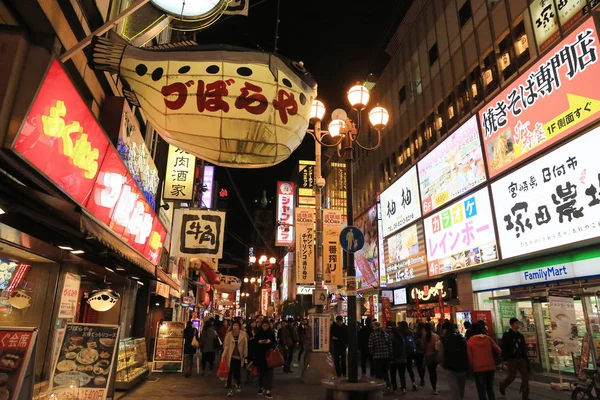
[307,84,389,383]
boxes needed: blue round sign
[339,226,365,253]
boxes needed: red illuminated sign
[13,59,166,265]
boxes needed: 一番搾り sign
[479,16,600,178]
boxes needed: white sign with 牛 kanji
[323,209,343,286]
[276,182,295,246]
[295,208,315,284]
[491,126,600,259]
[58,273,80,319]
[171,209,226,259]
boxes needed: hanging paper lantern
[213,274,241,292]
[91,37,317,168]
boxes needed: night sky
[193,0,413,268]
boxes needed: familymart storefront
[472,248,600,375]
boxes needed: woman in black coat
[183,321,198,377]
[255,320,276,399]
[245,319,258,383]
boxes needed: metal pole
[345,145,358,383]
[60,0,152,63]
[314,121,324,312]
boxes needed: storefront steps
[112,367,573,399]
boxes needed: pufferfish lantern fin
[146,40,198,50]
[90,33,127,75]
[123,89,141,107]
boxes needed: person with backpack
[399,321,418,391]
[369,321,393,389]
[358,318,374,377]
[389,326,408,394]
[438,321,468,400]
[468,322,502,400]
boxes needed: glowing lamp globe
[269,257,276,264]
[369,106,389,130]
[328,119,346,137]
[347,85,370,110]
[87,288,120,312]
[310,100,326,122]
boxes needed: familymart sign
[472,249,600,292]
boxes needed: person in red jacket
[467,323,501,400]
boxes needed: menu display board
[355,205,379,290]
[153,322,184,372]
[0,328,37,400]
[49,323,119,400]
[385,222,428,286]
[424,188,498,277]
[491,127,600,259]
[380,166,421,236]
[418,116,486,215]
[479,17,600,178]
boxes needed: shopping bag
[191,335,200,348]
[266,348,284,369]
[217,358,229,378]
[252,366,258,377]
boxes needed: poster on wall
[276,182,295,246]
[171,209,226,258]
[295,208,315,284]
[492,127,600,259]
[498,300,518,332]
[385,222,428,285]
[49,323,119,399]
[355,205,380,290]
[380,166,421,236]
[323,209,343,286]
[549,296,580,354]
[418,116,486,215]
[424,188,498,277]
[0,328,37,400]
[153,322,184,372]
[479,16,600,178]
[309,314,330,352]
[57,273,80,319]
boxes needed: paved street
[116,366,573,400]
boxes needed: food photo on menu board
[418,115,487,215]
[0,329,37,400]
[153,322,184,372]
[49,323,119,399]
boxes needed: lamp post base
[301,351,335,385]
[321,377,385,400]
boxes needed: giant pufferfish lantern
[91,36,318,168]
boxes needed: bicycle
[572,368,600,399]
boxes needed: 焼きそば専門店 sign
[12,60,166,265]
[479,16,600,178]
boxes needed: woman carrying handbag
[222,321,248,397]
[183,321,199,377]
[255,319,277,398]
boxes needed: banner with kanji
[323,209,343,286]
[295,208,315,284]
[0,328,37,400]
[276,182,295,246]
[171,209,226,258]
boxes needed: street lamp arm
[306,128,344,148]
[353,128,382,151]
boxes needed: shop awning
[80,210,156,275]
[156,267,180,292]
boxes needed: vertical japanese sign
[491,127,600,259]
[418,116,487,214]
[380,166,421,236]
[385,222,428,285]
[479,17,600,178]
[530,0,588,52]
[0,328,37,400]
[549,296,579,353]
[355,205,380,290]
[200,165,215,208]
[381,296,392,326]
[424,188,498,277]
[163,145,196,201]
[323,209,343,286]
[276,182,295,246]
[377,200,387,287]
[171,209,226,258]
[261,289,270,315]
[50,323,119,399]
[298,160,316,206]
[310,314,330,352]
[295,208,315,284]
[58,273,80,319]
[153,322,184,372]
[471,310,494,336]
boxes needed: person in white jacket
[222,321,248,397]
